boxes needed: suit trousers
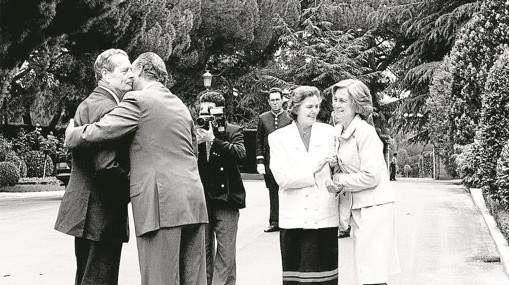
[264,170,279,225]
[74,237,122,285]
[205,205,240,285]
[136,224,207,285]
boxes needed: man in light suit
[54,48,134,285]
[255,87,292,232]
[65,52,209,285]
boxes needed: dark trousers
[205,204,240,285]
[264,170,279,226]
[74,237,122,285]
[389,163,396,181]
[136,224,207,285]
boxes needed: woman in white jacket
[269,86,339,285]
[329,79,400,285]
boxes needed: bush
[496,140,509,205]
[4,150,28,178]
[23,150,54,178]
[0,162,20,186]
[403,165,411,177]
[454,142,480,188]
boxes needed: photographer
[196,91,246,285]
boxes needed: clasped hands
[325,178,344,196]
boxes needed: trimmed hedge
[496,140,509,204]
[0,161,20,186]
[23,150,54,178]
[477,49,509,201]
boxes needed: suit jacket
[198,123,246,209]
[255,110,291,188]
[65,82,208,236]
[268,122,339,229]
[54,86,130,243]
[333,115,395,210]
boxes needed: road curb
[0,190,64,202]
[469,187,509,278]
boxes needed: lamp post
[203,70,212,89]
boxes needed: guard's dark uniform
[255,110,292,227]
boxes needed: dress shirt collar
[98,85,120,105]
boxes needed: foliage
[425,56,457,178]
[383,0,479,136]
[0,162,20,187]
[246,1,388,126]
[4,150,28,178]
[0,0,125,111]
[476,49,509,198]
[448,0,509,145]
[496,140,509,205]
[11,128,43,155]
[0,135,12,161]
[403,164,411,177]
[23,150,54,178]
[454,142,480,188]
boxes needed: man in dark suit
[64,52,208,285]
[196,91,246,285]
[54,49,134,285]
[255,87,292,233]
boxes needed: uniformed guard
[255,87,292,233]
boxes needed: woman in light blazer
[329,79,400,285]
[269,86,339,285]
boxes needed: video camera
[196,106,226,132]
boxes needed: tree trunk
[47,103,63,132]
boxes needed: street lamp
[203,70,212,89]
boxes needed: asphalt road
[0,178,507,285]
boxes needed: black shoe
[338,227,351,239]
[264,225,280,232]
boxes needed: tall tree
[375,0,478,136]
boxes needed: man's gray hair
[94,49,128,82]
[132,52,168,83]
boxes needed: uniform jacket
[333,115,395,210]
[255,110,292,167]
[198,123,246,209]
[65,82,208,236]
[268,122,339,229]
[55,86,130,243]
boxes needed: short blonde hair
[287,86,321,120]
[331,79,373,120]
